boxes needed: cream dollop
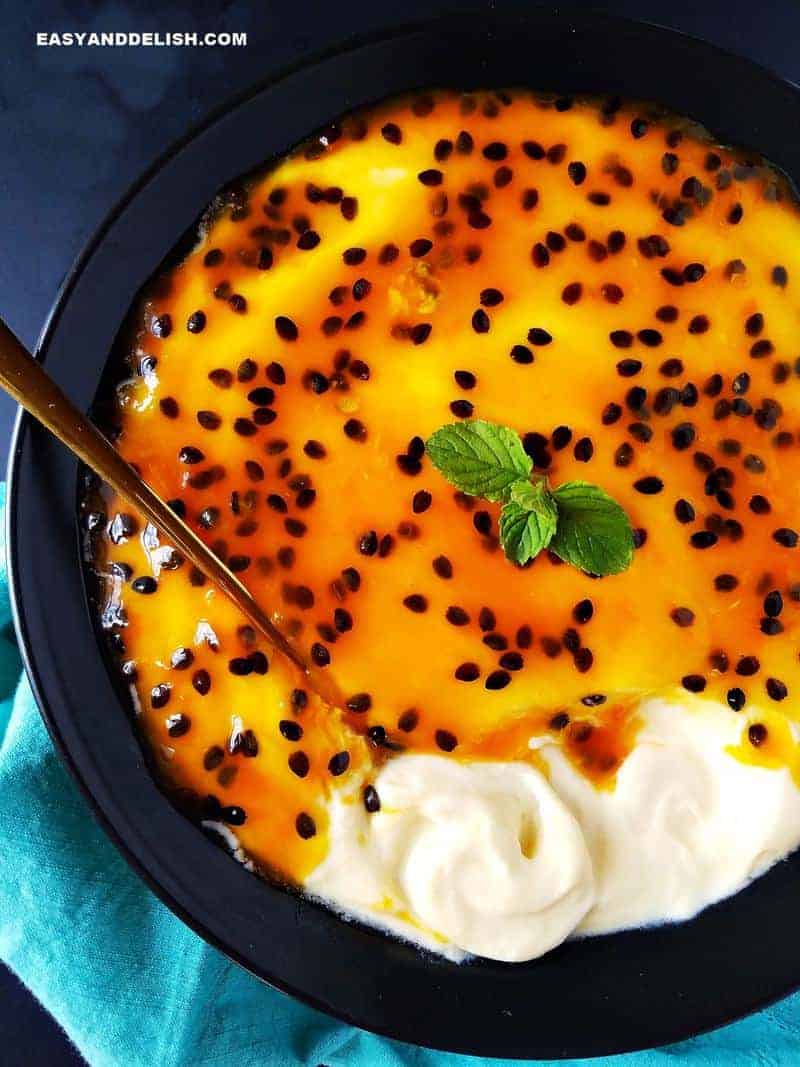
[306,697,800,963]
[306,756,594,962]
[553,697,800,935]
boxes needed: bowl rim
[8,8,800,1058]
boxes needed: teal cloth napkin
[0,485,798,1066]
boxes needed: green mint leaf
[425,420,532,502]
[510,478,548,511]
[499,483,558,564]
[549,480,634,576]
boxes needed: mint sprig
[425,421,634,576]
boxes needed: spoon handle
[0,316,313,680]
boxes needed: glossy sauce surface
[91,90,800,883]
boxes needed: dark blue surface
[2,2,799,1063]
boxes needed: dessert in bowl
[86,88,800,964]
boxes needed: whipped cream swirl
[307,697,800,963]
[307,755,594,961]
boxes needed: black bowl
[8,9,800,1059]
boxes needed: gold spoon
[0,316,335,699]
